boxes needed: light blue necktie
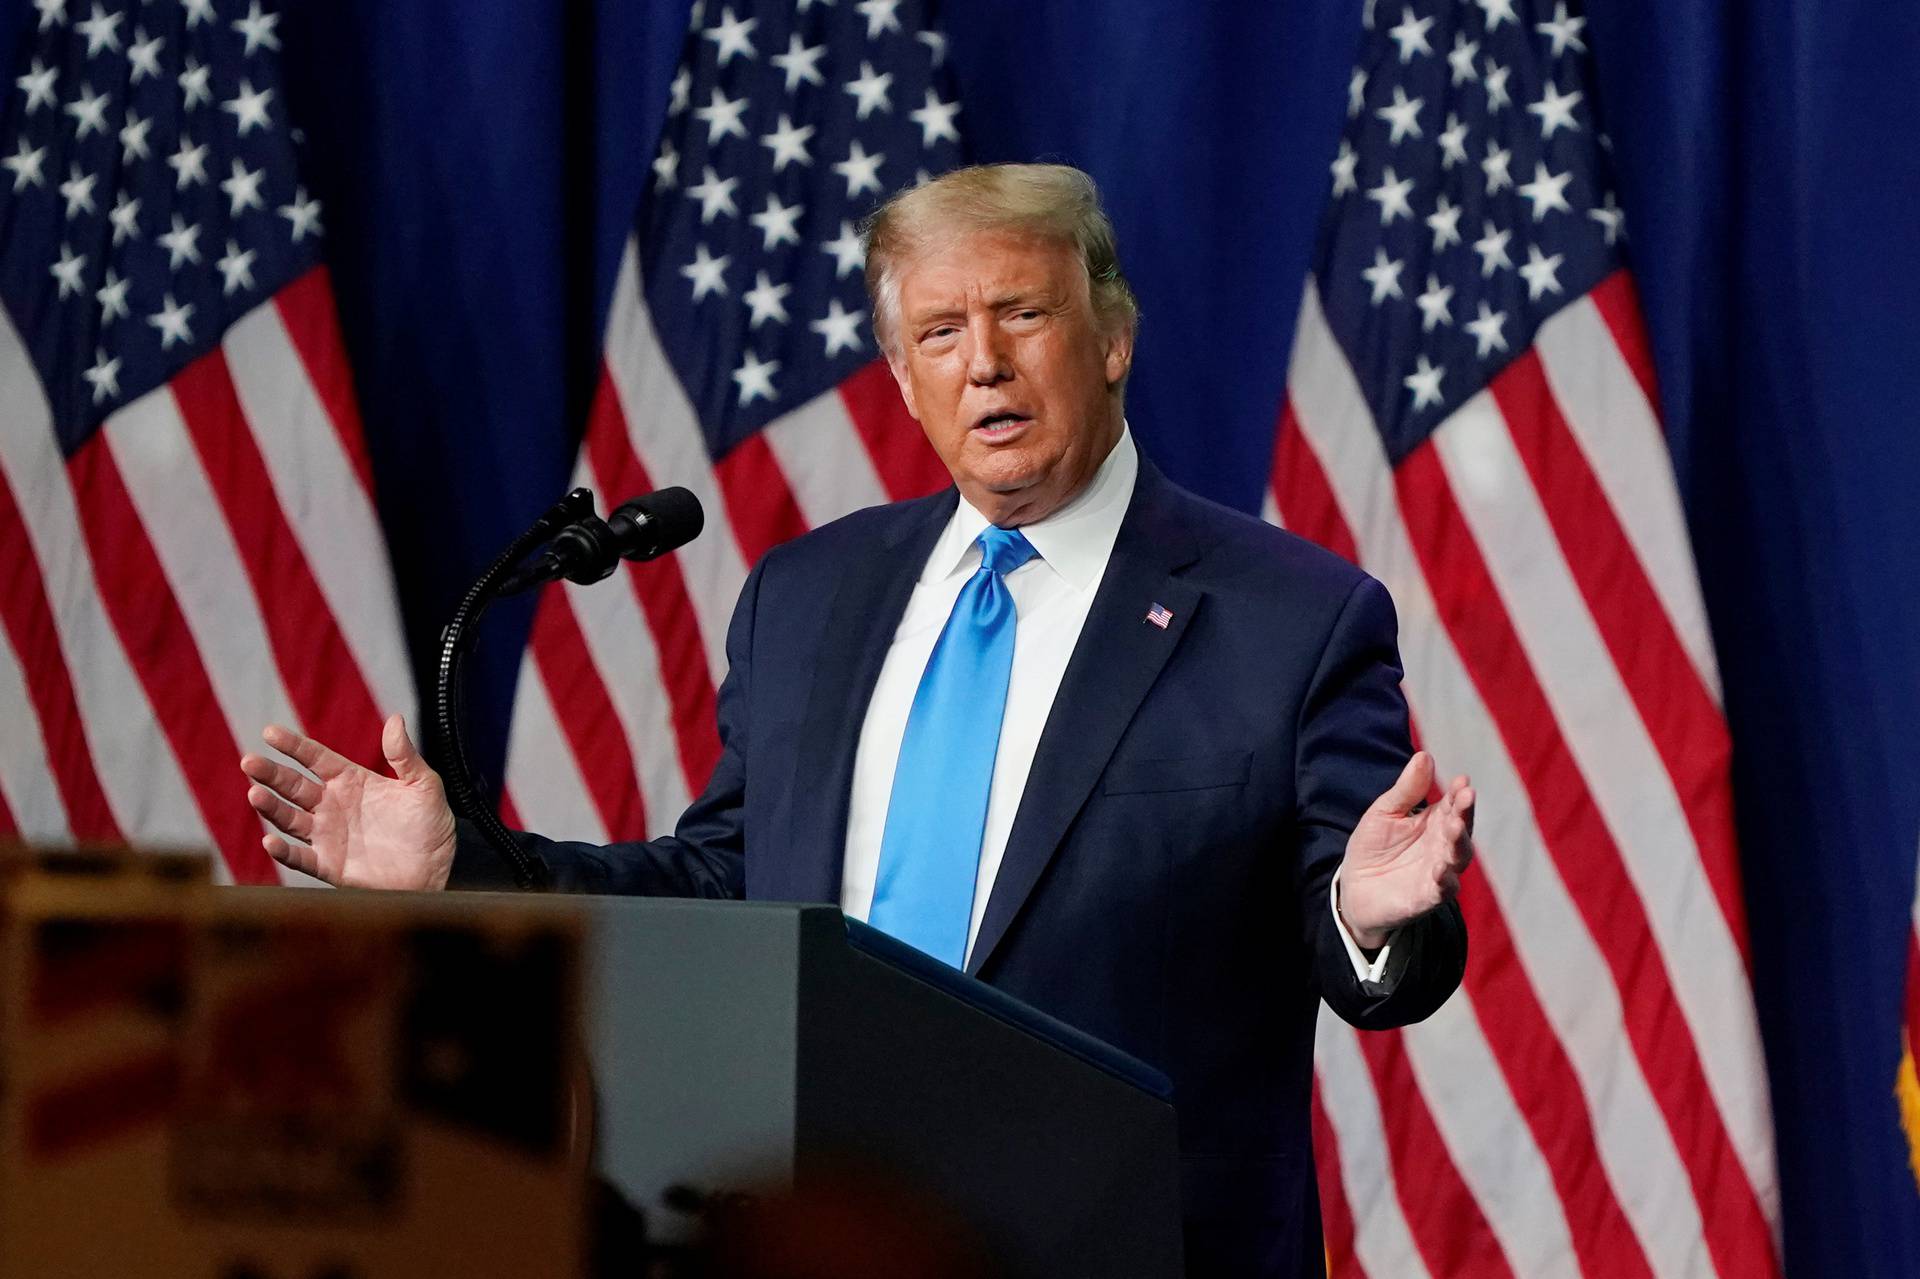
[869,525,1039,967]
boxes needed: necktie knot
[977,525,1038,577]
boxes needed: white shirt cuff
[1331,868,1395,984]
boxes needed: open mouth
[972,411,1032,439]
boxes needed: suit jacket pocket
[1101,750,1252,796]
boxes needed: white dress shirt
[839,427,1392,977]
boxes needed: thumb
[1375,751,1434,816]
[382,713,430,783]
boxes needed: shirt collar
[924,425,1139,591]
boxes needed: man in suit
[240,163,1473,1276]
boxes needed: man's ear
[887,351,922,422]
[1103,323,1135,389]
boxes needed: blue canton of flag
[0,0,322,458]
[1318,0,1624,462]
[638,0,963,460]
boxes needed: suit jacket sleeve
[446,558,763,898]
[1294,574,1466,1028]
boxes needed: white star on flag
[1527,81,1582,139]
[279,186,323,241]
[704,8,758,65]
[762,114,816,170]
[772,34,826,90]
[908,89,960,146]
[178,55,211,107]
[221,158,265,216]
[1519,242,1565,299]
[232,0,282,55]
[1518,162,1574,220]
[855,0,902,39]
[688,166,740,223]
[1387,7,1434,62]
[833,140,885,197]
[81,347,119,402]
[168,135,209,189]
[1362,247,1405,304]
[74,3,120,57]
[1402,353,1445,408]
[127,28,163,81]
[749,193,803,249]
[844,61,895,119]
[147,292,195,348]
[95,266,129,320]
[222,79,274,135]
[58,163,95,218]
[1426,193,1463,249]
[731,349,780,404]
[743,271,792,328]
[1472,221,1512,276]
[64,81,109,138]
[694,87,749,144]
[1415,275,1455,331]
[1375,86,1425,144]
[810,298,865,356]
[822,220,865,278]
[49,242,85,297]
[108,192,139,243]
[681,243,730,300]
[159,213,203,269]
[1366,166,1415,224]
[1464,300,1509,357]
[1535,1,1588,56]
[15,58,57,112]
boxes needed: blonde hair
[861,163,1139,355]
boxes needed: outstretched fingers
[263,832,328,884]
[238,753,321,810]
[246,783,314,842]
[261,723,347,780]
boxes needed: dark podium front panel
[579,897,1182,1277]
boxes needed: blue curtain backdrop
[4,1,1915,1270]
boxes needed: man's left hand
[1337,751,1475,950]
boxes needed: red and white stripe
[501,238,946,840]
[1278,275,1781,1276]
[0,268,413,883]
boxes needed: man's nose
[965,315,1012,385]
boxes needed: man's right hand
[239,713,457,891]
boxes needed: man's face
[885,229,1134,527]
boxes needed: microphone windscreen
[620,486,704,559]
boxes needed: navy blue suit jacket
[459,458,1466,1276]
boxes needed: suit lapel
[783,489,956,904]
[967,461,1207,976]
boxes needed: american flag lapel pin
[1145,602,1173,629]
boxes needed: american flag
[498,0,958,842]
[0,0,412,882]
[1272,1,1782,1275]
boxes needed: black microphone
[499,487,704,595]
